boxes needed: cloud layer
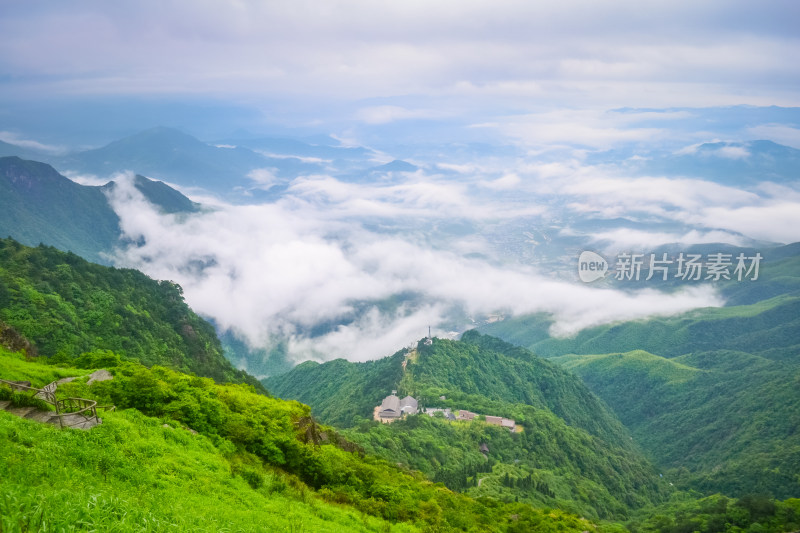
[105,170,735,364]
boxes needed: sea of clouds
[100,151,796,364]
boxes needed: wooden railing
[0,377,111,429]
[0,377,45,398]
[54,397,99,428]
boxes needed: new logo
[578,251,608,283]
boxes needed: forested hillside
[267,331,670,519]
[0,238,258,388]
[267,331,628,441]
[553,348,800,499]
[264,351,407,428]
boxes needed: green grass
[0,350,417,532]
[0,347,89,387]
[0,409,419,533]
[0,349,599,533]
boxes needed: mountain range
[0,156,198,264]
[0,127,410,201]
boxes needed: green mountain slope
[480,245,800,499]
[480,292,800,362]
[0,348,596,533]
[264,351,406,428]
[267,331,670,519]
[102,173,201,215]
[554,349,800,499]
[267,331,628,441]
[0,156,121,264]
[0,156,198,264]
[0,238,257,388]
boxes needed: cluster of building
[375,392,517,432]
[376,392,419,420]
[452,409,517,431]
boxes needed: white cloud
[355,106,444,125]
[0,131,66,154]
[491,109,668,149]
[246,168,280,190]
[63,170,110,186]
[255,151,332,164]
[715,145,750,159]
[508,159,800,246]
[588,228,747,251]
[104,171,724,364]
[691,202,800,244]
[480,173,522,190]
[559,174,760,214]
[285,174,545,220]
[436,162,480,174]
[676,142,751,159]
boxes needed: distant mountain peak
[111,126,206,148]
[369,159,419,173]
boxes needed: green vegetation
[267,331,629,441]
[481,294,800,361]
[0,237,260,388]
[104,174,201,215]
[409,331,631,444]
[480,248,800,500]
[627,493,800,533]
[0,156,121,265]
[2,220,797,528]
[0,348,596,532]
[555,349,800,499]
[346,407,666,520]
[265,353,406,428]
[268,331,670,519]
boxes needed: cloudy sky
[1,0,799,143]
[2,1,799,367]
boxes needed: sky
[1,1,799,144]
[2,1,799,367]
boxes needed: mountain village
[373,391,518,432]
